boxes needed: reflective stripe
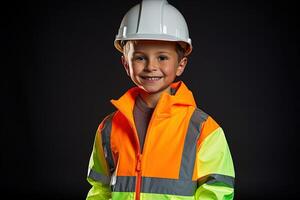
[179,108,208,179]
[142,177,197,196]
[101,113,115,174]
[114,176,197,196]
[198,174,235,188]
[88,168,111,185]
[113,176,136,192]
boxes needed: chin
[141,88,159,94]
[141,86,168,95]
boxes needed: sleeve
[194,117,235,200]
[86,116,114,200]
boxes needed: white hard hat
[114,0,192,56]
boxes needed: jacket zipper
[129,119,142,200]
[134,97,160,200]
[135,104,159,200]
[135,154,142,200]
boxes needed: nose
[144,58,158,72]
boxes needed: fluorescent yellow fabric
[195,127,235,199]
[88,131,110,176]
[196,127,235,178]
[86,125,112,200]
[112,192,134,200]
[86,179,111,200]
[195,183,234,200]
[141,193,194,199]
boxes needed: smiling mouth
[141,76,162,81]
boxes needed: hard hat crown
[114,0,192,55]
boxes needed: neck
[140,86,171,108]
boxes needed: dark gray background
[3,0,299,199]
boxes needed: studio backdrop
[3,0,298,199]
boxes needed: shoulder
[97,112,116,133]
[192,108,209,122]
[193,107,223,145]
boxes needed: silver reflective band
[113,176,136,192]
[88,168,111,185]
[198,174,235,188]
[142,177,197,196]
[179,108,208,179]
[113,176,197,196]
[101,113,115,174]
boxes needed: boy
[86,0,235,199]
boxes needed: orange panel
[142,107,194,179]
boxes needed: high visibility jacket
[86,81,235,200]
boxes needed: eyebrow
[133,51,171,54]
[156,51,171,54]
[133,51,145,54]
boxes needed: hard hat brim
[114,34,192,56]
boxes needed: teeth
[145,77,161,80]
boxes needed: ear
[176,57,188,76]
[121,55,130,76]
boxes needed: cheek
[162,63,179,75]
[129,63,143,75]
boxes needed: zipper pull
[136,154,142,172]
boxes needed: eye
[158,55,168,61]
[134,56,145,61]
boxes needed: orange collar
[111,81,196,123]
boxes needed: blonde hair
[122,40,186,61]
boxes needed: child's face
[122,40,187,95]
